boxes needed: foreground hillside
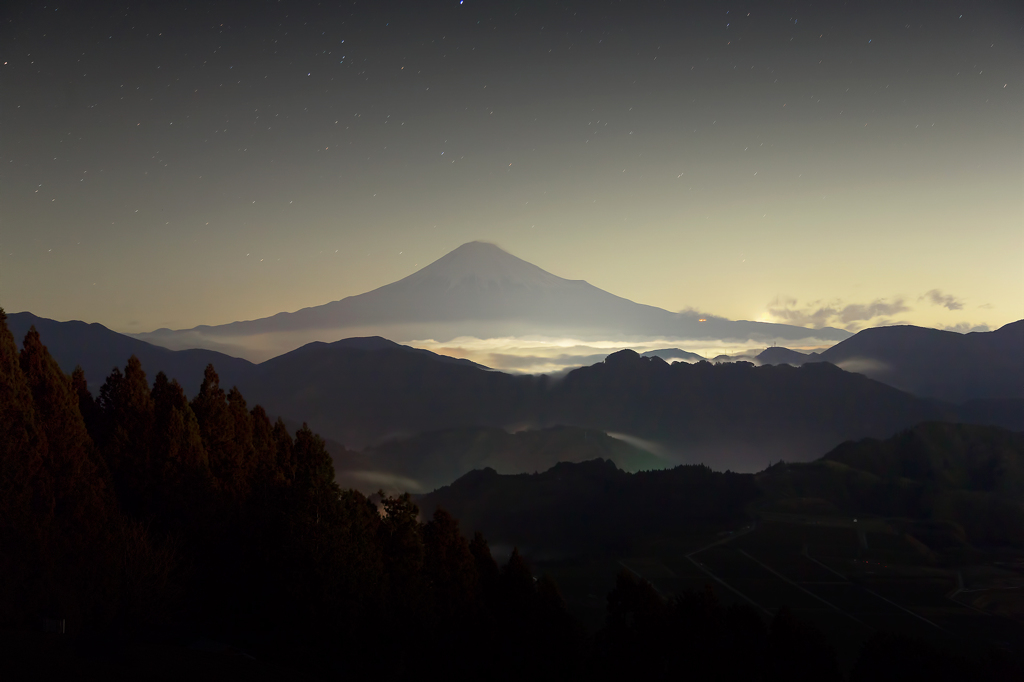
[418,422,1024,674]
[758,422,1024,546]
[0,313,583,679]
[421,422,1024,554]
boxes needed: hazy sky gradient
[3,0,1021,334]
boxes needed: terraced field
[536,513,1024,668]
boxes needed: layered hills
[418,459,759,554]
[8,310,1021,474]
[758,422,1024,547]
[133,242,852,362]
[755,321,1024,404]
[5,311,255,394]
[419,422,1024,555]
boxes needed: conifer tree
[469,530,500,607]
[249,405,278,488]
[499,547,536,608]
[0,309,45,527]
[0,309,46,622]
[151,371,211,524]
[19,327,109,529]
[189,365,239,497]
[378,491,425,609]
[71,366,101,443]
[19,332,118,632]
[98,356,155,514]
[270,425,346,619]
[152,372,208,473]
[226,387,255,497]
[20,329,109,509]
[271,417,296,485]
[422,507,478,620]
[292,423,338,493]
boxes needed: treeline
[0,312,579,677]
[421,459,761,555]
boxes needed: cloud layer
[921,289,964,311]
[766,289,993,334]
[766,296,910,330]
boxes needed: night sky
[3,0,1021,336]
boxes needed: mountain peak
[397,241,571,291]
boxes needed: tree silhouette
[97,356,155,515]
[190,365,240,500]
[19,325,111,551]
[0,310,46,624]
[70,366,101,442]
[423,508,478,621]
[151,371,211,527]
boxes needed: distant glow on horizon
[407,335,834,374]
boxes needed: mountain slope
[757,422,1024,546]
[418,422,1024,559]
[542,351,957,471]
[817,321,1024,403]
[756,347,820,365]
[5,312,255,393]
[823,422,1024,496]
[417,460,759,553]
[237,343,974,470]
[135,242,851,360]
[641,348,706,362]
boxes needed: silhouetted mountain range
[8,311,1021,473]
[419,422,1024,556]
[755,322,1024,404]
[418,459,759,554]
[641,348,706,362]
[231,343,963,470]
[5,312,256,394]
[756,347,820,365]
[819,322,1024,403]
[535,351,958,471]
[757,422,1024,546]
[133,242,852,361]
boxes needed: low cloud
[766,296,910,330]
[941,322,990,334]
[483,352,609,373]
[835,357,891,375]
[921,289,964,311]
[677,306,722,320]
[344,470,425,494]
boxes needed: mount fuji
[135,242,851,361]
